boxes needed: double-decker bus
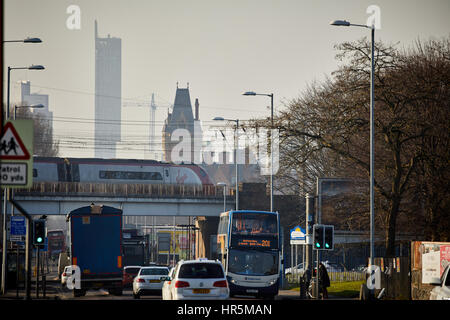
[217,210,281,299]
[47,230,65,259]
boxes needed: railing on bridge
[15,182,235,199]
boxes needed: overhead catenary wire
[9,81,274,114]
[12,82,275,157]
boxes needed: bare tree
[249,36,450,256]
[10,107,59,157]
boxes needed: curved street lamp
[3,37,42,43]
[14,104,45,119]
[331,18,376,278]
[2,37,43,298]
[7,65,45,118]
[3,65,45,296]
[242,91,274,212]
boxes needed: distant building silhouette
[161,84,263,186]
[95,20,121,158]
[162,85,202,163]
[20,80,56,156]
[20,80,52,120]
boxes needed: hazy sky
[4,0,450,158]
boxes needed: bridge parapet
[15,182,234,199]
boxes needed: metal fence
[286,271,365,284]
[328,271,366,282]
[15,182,232,199]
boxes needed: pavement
[0,285,351,301]
[0,270,352,301]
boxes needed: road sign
[0,120,33,188]
[0,163,28,186]
[0,122,30,159]
[290,226,306,245]
[10,216,26,242]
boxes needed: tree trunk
[385,197,400,257]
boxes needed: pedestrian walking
[319,262,330,299]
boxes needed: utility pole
[10,199,32,300]
[303,193,315,297]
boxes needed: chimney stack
[195,98,199,120]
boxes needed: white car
[61,266,72,286]
[323,261,345,273]
[162,258,229,300]
[285,261,344,276]
[285,263,306,275]
[132,266,170,299]
[430,264,450,300]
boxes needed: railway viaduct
[8,182,235,216]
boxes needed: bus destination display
[232,236,277,249]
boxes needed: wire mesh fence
[286,271,365,284]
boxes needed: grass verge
[328,280,364,298]
[288,280,364,299]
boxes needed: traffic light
[324,225,334,250]
[33,219,46,246]
[313,224,334,250]
[313,224,324,249]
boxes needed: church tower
[162,84,202,163]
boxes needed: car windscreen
[140,268,169,276]
[125,268,141,274]
[178,263,224,279]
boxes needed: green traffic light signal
[33,219,46,246]
[324,226,334,250]
[313,224,324,249]
[313,224,333,250]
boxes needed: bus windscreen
[228,249,278,276]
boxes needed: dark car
[123,266,142,287]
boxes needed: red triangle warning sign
[0,122,31,160]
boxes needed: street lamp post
[7,65,45,119]
[217,182,227,212]
[2,65,45,295]
[242,91,274,212]
[213,117,239,210]
[2,38,43,298]
[2,37,42,132]
[14,104,45,120]
[330,19,376,271]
